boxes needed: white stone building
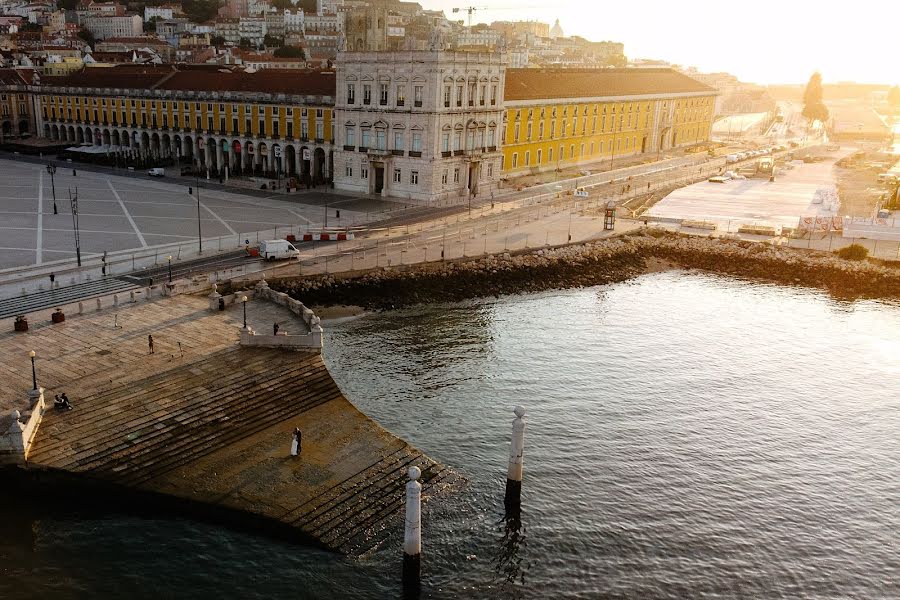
[144,5,176,22]
[333,50,505,203]
[81,15,143,40]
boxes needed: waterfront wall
[270,231,900,308]
[0,389,45,465]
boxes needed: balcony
[397,100,405,107]
[358,146,368,152]
[414,101,422,108]
[343,145,355,151]
[391,149,404,156]
[453,150,464,156]
[408,151,422,158]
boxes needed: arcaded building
[5,51,717,202]
[500,68,718,177]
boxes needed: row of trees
[208,34,304,57]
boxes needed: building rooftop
[505,67,717,101]
[39,64,335,96]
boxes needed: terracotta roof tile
[505,68,717,101]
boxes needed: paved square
[648,157,841,232]
[0,158,402,270]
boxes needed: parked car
[147,167,165,177]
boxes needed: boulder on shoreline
[268,232,900,310]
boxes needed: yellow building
[42,56,85,77]
[36,64,337,181]
[501,68,718,176]
[0,68,37,141]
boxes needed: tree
[181,0,222,24]
[145,16,163,32]
[77,27,96,49]
[238,37,253,49]
[263,33,284,47]
[20,22,43,32]
[273,45,304,59]
[801,72,830,127]
[210,35,226,46]
[889,86,900,111]
[271,0,294,9]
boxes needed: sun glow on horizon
[420,0,898,85]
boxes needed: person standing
[148,334,155,354]
[273,322,279,336]
[49,272,55,287]
[290,427,301,456]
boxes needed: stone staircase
[26,343,459,555]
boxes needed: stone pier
[0,293,459,555]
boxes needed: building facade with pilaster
[332,50,506,202]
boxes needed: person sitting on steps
[54,393,72,410]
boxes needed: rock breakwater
[270,232,900,309]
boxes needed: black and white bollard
[402,466,422,590]
[504,405,526,515]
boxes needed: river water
[2,271,899,599]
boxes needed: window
[490,85,497,105]
[393,168,401,183]
[526,123,532,140]
[347,83,355,104]
[511,153,518,168]
[487,163,493,178]
[411,132,422,152]
[259,118,265,134]
[361,128,371,148]
[393,131,404,151]
[444,85,451,107]
[441,132,450,152]
[456,85,463,107]
[454,132,462,151]
[468,83,476,106]
[363,84,371,105]
[453,167,460,183]
[361,163,368,179]
[537,149,542,164]
[345,126,356,146]
[375,129,386,150]
[524,151,530,166]
[315,122,324,140]
[301,121,308,140]
[316,108,323,118]
[514,124,520,142]
[396,85,405,107]
[410,170,418,185]
[287,122,293,138]
[441,170,448,186]
[479,85,485,106]
[273,121,280,137]
[379,84,388,105]
[345,161,353,177]
[414,85,423,107]
[550,121,555,138]
[302,108,308,117]
[488,128,495,147]
[538,122,544,139]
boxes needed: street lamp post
[241,295,248,329]
[29,350,36,390]
[46,164,57,214]
[69,187,82,267]
[167,255,173,282]
[195,174,203,254]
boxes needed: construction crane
[452,6,487,29]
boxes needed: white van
[147,167,165,177]
[259,239,300,260]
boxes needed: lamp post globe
[167,255,173,282]
[241,295,248,329]
[29,350,36,390]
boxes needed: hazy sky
[419,0,898,85]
